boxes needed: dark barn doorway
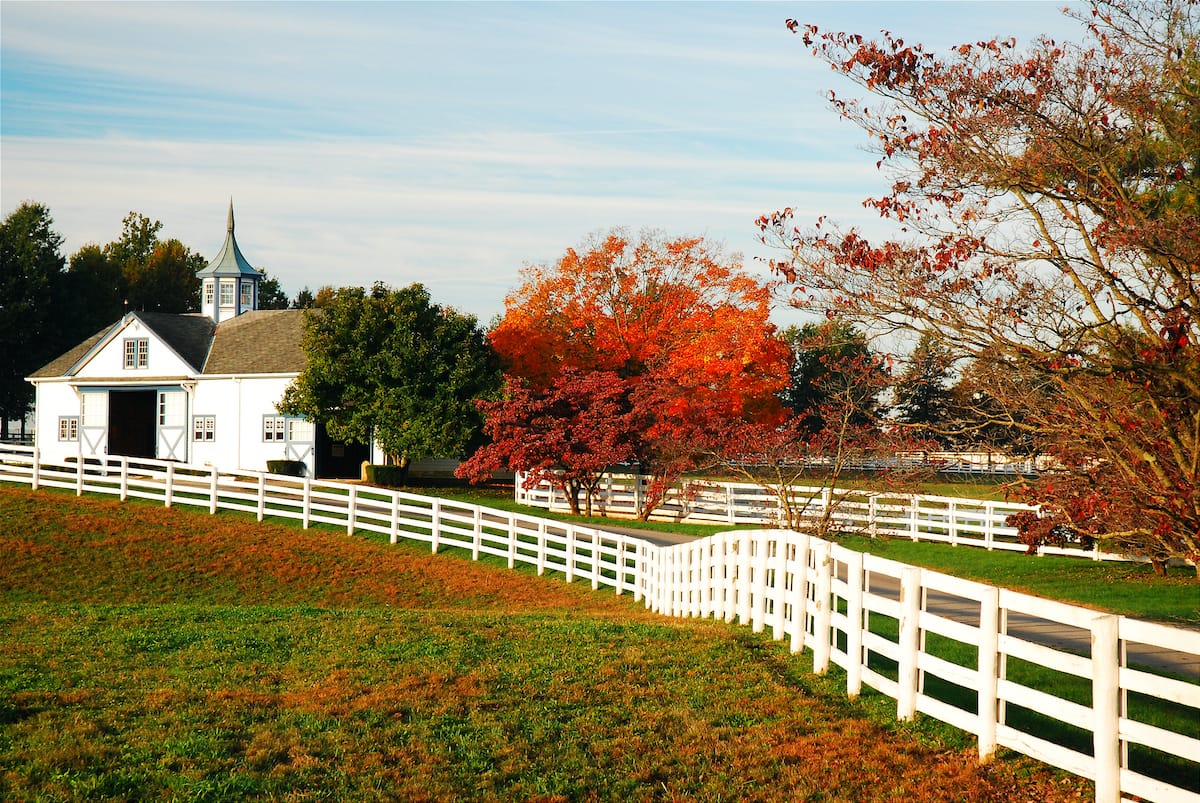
[314,424,370,479]
[107,390,157,459]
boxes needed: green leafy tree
[103,212,202,312]
[258,271,290,310]
[125,239,204,313]
[780,321,883,432]
[56,244,125,344]
[0,202,66,434]
[279,282,502,469]
[291,287,315,309]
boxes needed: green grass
[0,485,1098,802]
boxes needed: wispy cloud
[2,1,1089,322]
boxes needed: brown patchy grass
[0,485,1092,801]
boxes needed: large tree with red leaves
[760,0,1198,571]
[474,229,790,519]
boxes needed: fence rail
[515,471,1137,562]
[2,445,1196,803]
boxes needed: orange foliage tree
[475,230,790,519]
[761,0,1199,571]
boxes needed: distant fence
[515,472,1132,561]
[797,450,1046,476]
[2,444,1197,803]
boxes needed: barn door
[79,391,108,459]
[156,390,187,461]
[285,418,315,473]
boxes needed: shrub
[266,460,307,477]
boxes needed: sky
[2,1,1088,327]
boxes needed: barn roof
[28,309,305,379]
[202,309,306,375]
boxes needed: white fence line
[515,471,1134,561]
[1,445,1197,803]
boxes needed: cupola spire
[198,199,262,323]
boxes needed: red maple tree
[476,230,790,519]
[457,370,632,516]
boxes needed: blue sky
[2,1,1086,325]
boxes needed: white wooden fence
[1,445,1197,803]
[516,471,1129,561]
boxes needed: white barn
[27,204,367,478]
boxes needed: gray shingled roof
[202,309,306,375]
[29,309,305,379]
[137,311,217,370]
[28,312,217,378]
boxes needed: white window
[219,280,236,306]
[203,280,214,306]
[240,281,253,307]
[58,417,79,441]
[288,420,314,442]
[158,392,185,427]
[123,338,149,369]
[263,415,286,442]
[81,393,106,426]
[193,415,216,442]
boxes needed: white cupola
[196,200,261,323]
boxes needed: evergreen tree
[893,332,955,441]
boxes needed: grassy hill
[0,486,1092,801]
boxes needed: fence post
[252,473,264,520]
[726,482,735,524]
[596,531,606,590]
[165,462,175,508]
[565,526,575,583]
[76,455,84,496]
[209,466,218,514]
[614,533,626,595]
[302,476,312,529]
[509,513,518,570]
[984,502,995,550]
[772,535,792,643]
[751,532,769,633]
[346,485,357,534]
[431,499,441,553]
[948,500,958,545]
[119,457,129,501]
[909,495,920,541]
[846,550,865,698]
[472,506,482,560]
[789,533,811,654]
[32,448,40,490]
[977,586,1000,762]
[633,540,645,604]
[868,494,878,538]
[897,566,922,721]
[536,520,546,575]
[390,491,400,545]
[736,535,753,627]
[1092,614,1121,803]
[812,539,834,674]
[709,534,724,621]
